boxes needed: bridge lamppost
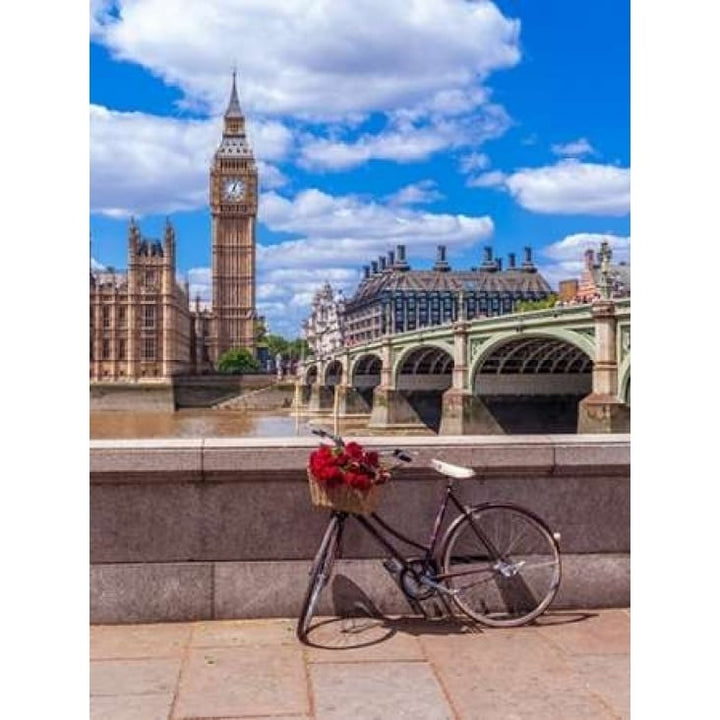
[598,241,613,301]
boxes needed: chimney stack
[481,246,497,271]
[433,244,450,271]
[371,261,379,275]
[584,248,595,270]
[508,252,516,269]
[395,244,410,270]
[387,250,395,267]
[379,256,387,271]
[496,257,503,272]
[521,246,536,273]
[363,265,370,279]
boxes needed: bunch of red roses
[308,441,389,492]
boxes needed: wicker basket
[307,469,381,515]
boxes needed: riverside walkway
[90,607,629,719]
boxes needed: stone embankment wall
[90,383,176,412]
[172,374,276,408]
[214,383,296,410]
[90,434,630,624]
[90,374,284,411]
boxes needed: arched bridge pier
[296,299,630,435]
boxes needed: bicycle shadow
[303,574,597,650]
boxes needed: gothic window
[102,339,110,360]
[102,306,111,328]
[145,270,156,288]
[142,305,156,329]
[142,337,156,361]
[118,339,126,361]
[118,307,127,327]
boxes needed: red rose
[345,442,364,460]
[364,451,379,467]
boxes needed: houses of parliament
[90,74,259,382]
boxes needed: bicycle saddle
[430,459,476,479]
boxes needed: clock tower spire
[209,72,258,364]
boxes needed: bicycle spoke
[441,505,561,627]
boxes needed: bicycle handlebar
[310,426,412,463]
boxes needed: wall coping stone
[90,434,629,483]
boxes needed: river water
[90,409,434,440]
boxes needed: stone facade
[90,219,192,381]
[302,283,346,359]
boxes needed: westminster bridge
[295,298,630,434]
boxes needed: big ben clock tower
[209,72,258,364]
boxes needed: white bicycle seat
[430,459,476,479]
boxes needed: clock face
[223,177,246,200]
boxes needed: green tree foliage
[216,347,261,374]
[262,334,310,361]
[514,294,559,313]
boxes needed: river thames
[90,409,434,440]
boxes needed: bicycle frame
[341,473,505,587]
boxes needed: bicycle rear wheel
[441,504,561,627]
[297,513,342,642]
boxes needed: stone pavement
[90,608,629,720]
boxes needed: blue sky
[90,0,630,337]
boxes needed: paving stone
[190,618,296,648]
[90,694,173,720]
[536,608,630,655]
[305,615,426,661]
[91,623,193,659]
[90,658,181,696]
[173,646,307,718]
[571,653,630,719]
[310,661,454,720]
[420,622,622,719]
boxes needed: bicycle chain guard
[400,559,440,601]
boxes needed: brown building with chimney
[342,244,553,345]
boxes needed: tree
[514,294,559,313]
[265,334,289,359]
[217,347,261,374]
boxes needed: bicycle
[297,428,562,644]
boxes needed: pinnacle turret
[224,70,243,119]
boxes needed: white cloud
[459,152,491,174]
[504,160,630,216]
[90,105,291,216]
[385,180,444,206]
[92,0,521,120]
[258,188,493,269]
[537,233,630,288]
[466,170,507,188]
[551,138,596,157]
[299,104,510,170]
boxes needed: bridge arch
[470,329,595,381]
[349,352,382,389]
[384,344,454,432]
[324,359,343,386]
[392,342,454,389]
[303,364,319,386]
[470,331,594,434]
[618,353,631,405]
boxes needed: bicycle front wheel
[297,513,342,642]
[441,504,561,627]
